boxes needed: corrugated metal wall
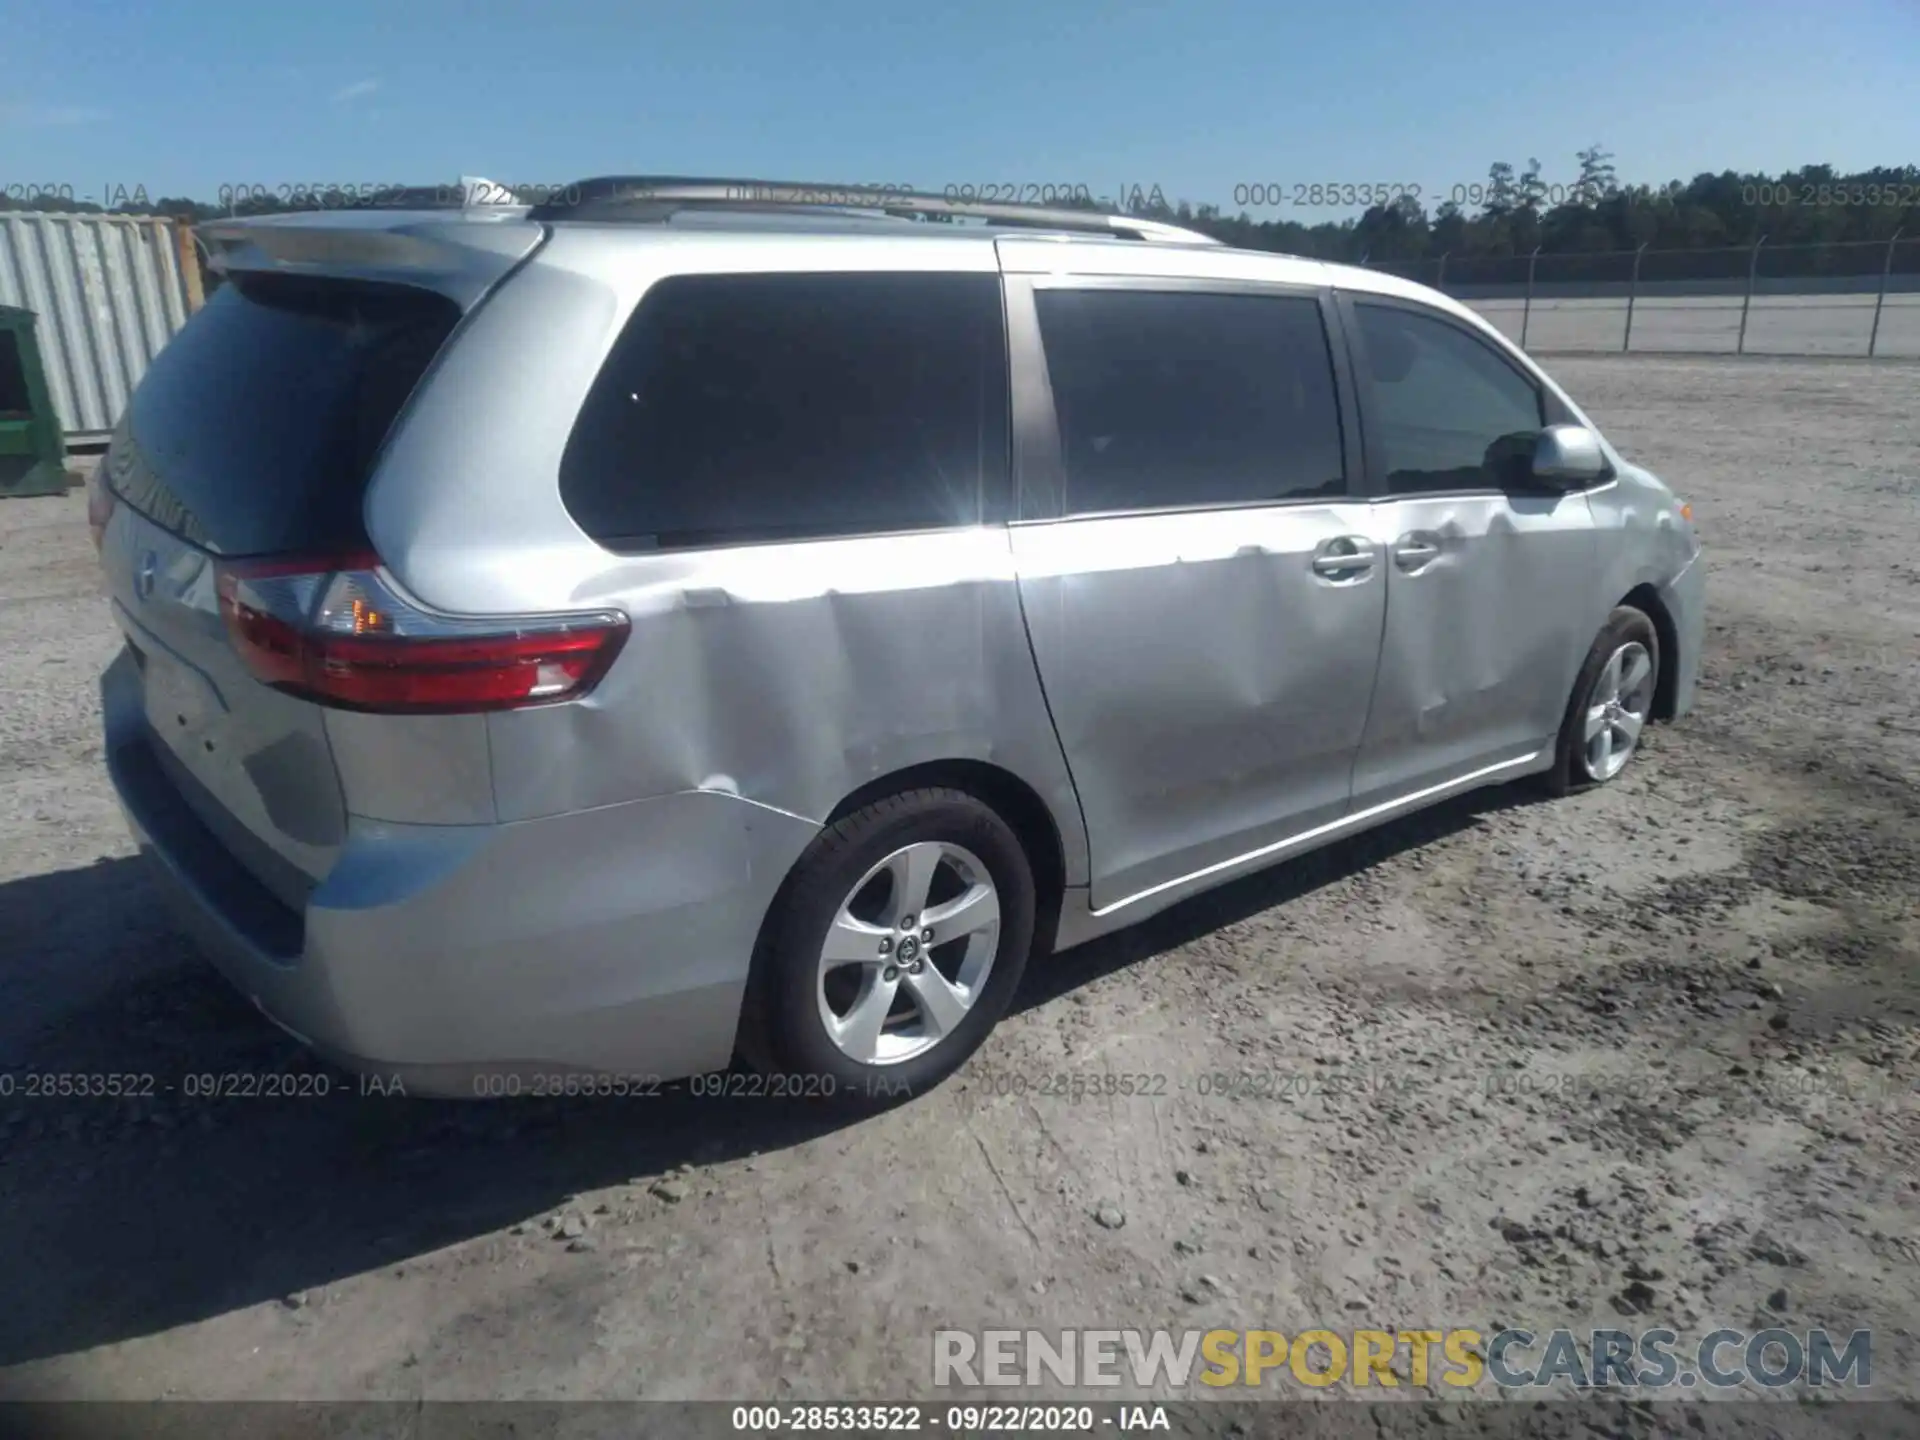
[0,213,201,445]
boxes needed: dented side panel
[367,227,1090,885]
[1013,505,1388,914]
[1349,490,1599,808]
[483,527,1090,891]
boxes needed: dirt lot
[0,356,1915,1413]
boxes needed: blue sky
[3,0,1915,216]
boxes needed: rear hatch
[99,271,465,909]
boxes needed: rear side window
[1035,288,1346,516]
[560,272,1010,551]
[111,275,460,556]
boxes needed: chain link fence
[1361,235,1920,357]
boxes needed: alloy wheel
[1581,640,1655,782]
[816,841,1002,1065]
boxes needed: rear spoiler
[197,210,545,309]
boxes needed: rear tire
[739,787,1035,1105]
[1544,606,1661,797]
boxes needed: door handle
[1311,538,1375,578]
[1391,533,1442,571]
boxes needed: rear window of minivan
[558,271,1010,551]
[108,274,461,556]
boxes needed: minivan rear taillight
[214,553,628,714]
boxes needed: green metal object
[0,303,71,497]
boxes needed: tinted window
[1035,289,1345,516]
[111,275,460,555]
[560,272,1009,550]
[1353,303,1544,495]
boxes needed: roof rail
[524,176,1222,246]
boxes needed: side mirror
[1530,424,1609,489]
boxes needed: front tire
[740,787,1036,1103]
[1545,606,1661,796]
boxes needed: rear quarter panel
[364,230,1090,884]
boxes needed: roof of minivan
[202,205,1464,318]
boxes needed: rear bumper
[1659,547,1705,720]
[102,648,820,1096]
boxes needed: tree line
[6,150,1918,269]
[1154,151,1920,266]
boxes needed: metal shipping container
[0,212,203,447]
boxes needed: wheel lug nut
[878,937,892,955]
[921,928,934,944]
[900,914,916,931]
[882,966,898,982]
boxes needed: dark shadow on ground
[0,782,1536,1366]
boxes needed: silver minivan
[94,179,1704,1100]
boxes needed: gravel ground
[0,356,1915,1415]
